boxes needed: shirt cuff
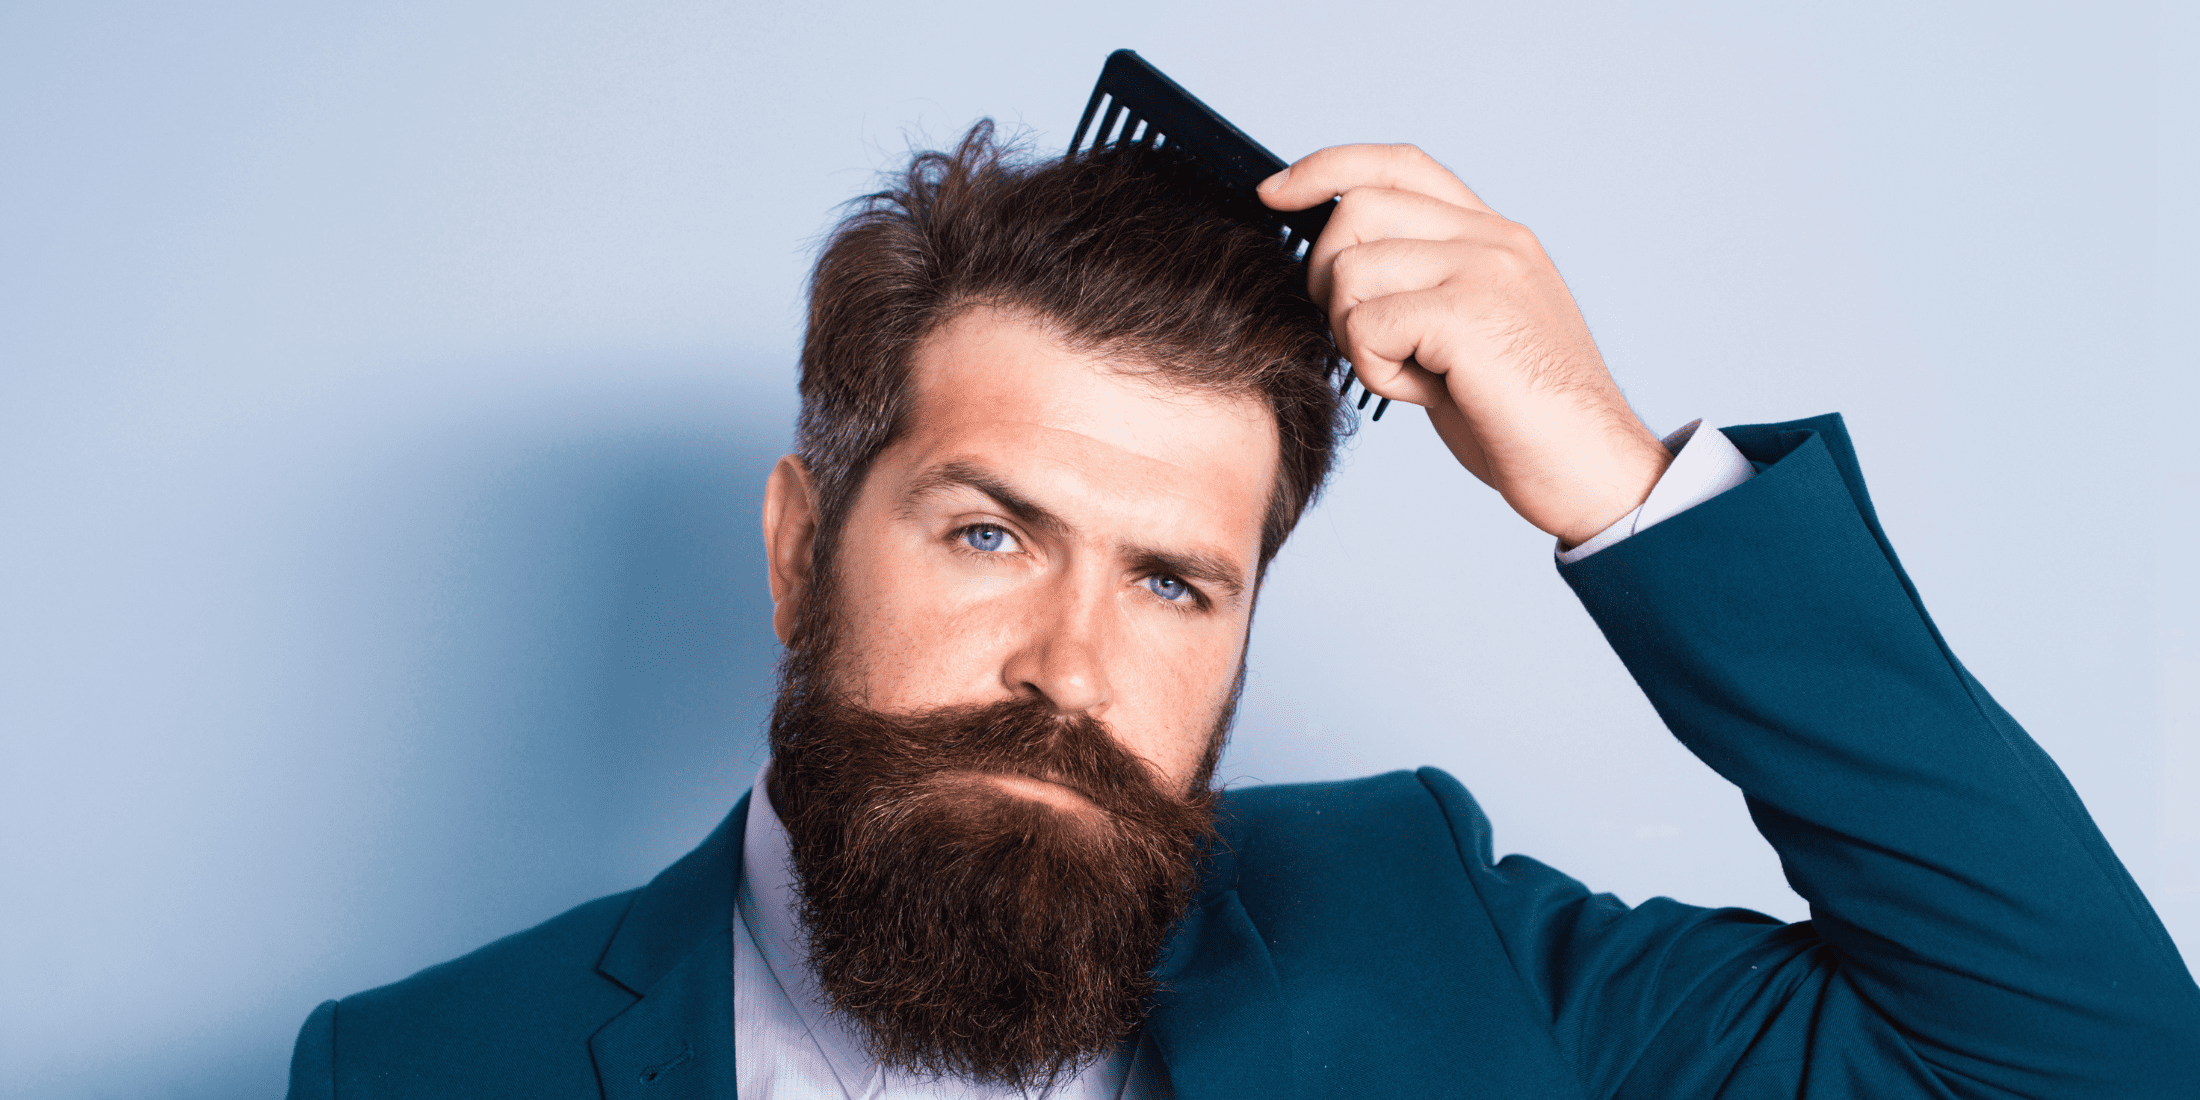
[1554,419,1757,564]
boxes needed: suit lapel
[1146,887,1294,1100]
[591,927,739,1099]
[1145,812,1297,1099]
[590,792,749,1099]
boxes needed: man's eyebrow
[1123,546,1247,604]
[901,461,1070,536]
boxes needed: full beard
[766,639,1227,1089]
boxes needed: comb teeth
[1072,95,1242,193]
[1074,94,1144,154]
[1074,93,1124,153]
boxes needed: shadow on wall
[579,419,791,875]
[317,368,798,986]
[11,362,795,1100]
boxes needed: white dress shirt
[731,423,1756,1099]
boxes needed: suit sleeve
[286,999,337,1100]
[1462,414,2200,1099]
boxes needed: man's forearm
[1558,413,2200,1098]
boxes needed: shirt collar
[739,762,885,1092]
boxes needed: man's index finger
[1258,143,1492,216]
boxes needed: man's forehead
[898,306,1281,496]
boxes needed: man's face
[777,304,1281,796]
[758,306,1285,1085]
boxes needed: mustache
[771,693,1197,830]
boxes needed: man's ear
[762,454,818,646]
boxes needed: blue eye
[1145,575,1190,602]
[962,525,1012,552]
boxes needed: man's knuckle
[1331,246,1372,284]
[1484,243,1531,278]
[1496,219,1540,251]
[1328,301,1364,347]
[1475,225,1541,273]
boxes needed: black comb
[1070,49,1390,421]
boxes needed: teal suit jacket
[286,416,2200,1098]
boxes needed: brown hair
[795,120,1351,583]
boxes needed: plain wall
[2,1,2193,1096]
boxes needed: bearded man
[285,127,2200,1099]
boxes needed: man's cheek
[860,607,1018,707]
[1117,653,1227,770]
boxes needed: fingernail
[1259,167,1289,192]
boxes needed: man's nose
[999,580,1113,716]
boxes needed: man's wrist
[1554,420,1756,563]
[1548,433,1675,549]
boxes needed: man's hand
[1260,144,1671,547]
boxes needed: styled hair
[795,120,1352,581]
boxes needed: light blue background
[3,2,2193,1096]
